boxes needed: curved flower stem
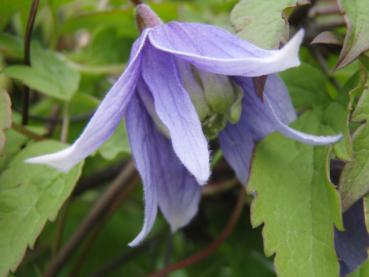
[148,186,246,277]
[22,0,40,126]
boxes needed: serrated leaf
[340,86,369,212]
[4,43,80,101]
[0,141,83,276]
[248,111,342,277]
[99,121,130,160]
[230,0,309,49]
[337,0,369,69]
[0,90,11,153]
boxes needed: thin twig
[52,201,70,256]
[60,104,70,143]
[148,186,246,277]
[22,0,40,125]
[310,46,341,91]
[45,106,61,137]
[130,0,142,6]
[44,162,137,277]
[73,161,126,197]
[90,231,166,277]
[68,176,138,276]
[12,122,44,141]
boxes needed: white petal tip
[25,156,71,173]
[293,133,343,146]
[128,241,139,248]
[24,146,77,173]
[320,133,343,145]
[196,174,210,186]
[278,29,305,69]
[128,235,146,247]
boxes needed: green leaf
[0,0,31,29]
[337,0,369,69]
[340,86,369,211]
[230,0,309,49]
[60,10,137,38]
[99,121,130,160]
[248,111,342,277]
[281,62,352,160]
[0,140,83,276]
[280,63,331,110]
[0,33,23,59]
[0,129,29,171]
[3,43,80,101]
[0,90,11,153]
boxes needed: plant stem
[148,186,246,277]
[68,177,137,276]
[60,104,70,143]
[44,162,136,277]
[22,0,40,126]
[52,201,70,256]
[130,0,142,6]
[12,123,44,141]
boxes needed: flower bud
[136,4,162,31]
[177,61,243,138]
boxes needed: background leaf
[99,121,131,160]
[230,0,309,49]
[0,141,83,276]
[248,111,342,277]
[339,85,369,211]
[4,43,80,101]
[0,90,11,153]
[337,0,369,69]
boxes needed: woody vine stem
[22,0,40,125]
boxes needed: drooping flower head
[26,4,342,246]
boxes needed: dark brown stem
[310,46,341,91]
[73,161,126,197]
[90,231,166,277]
[12,122,45,141]
[130,0,142,6]
[22,0,40,126]
[52,201,70,256]
[69,177,138,276]
[44,162,136,277]
[148,186,246,277]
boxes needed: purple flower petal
[149,22,303,77]
[126,94,201,245]
[219,121,254,186]
[335,200,369,276]
[141,44,210,185]
[236,75,342,145]
[125,94,158,247]
[25,30,151,172]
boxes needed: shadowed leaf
[0,90,11,153]
[336,0,369,69]
[230,0,309,49]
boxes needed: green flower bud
[177,61,244,138]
